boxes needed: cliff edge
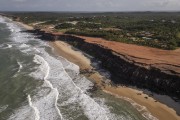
[27,29,180,99]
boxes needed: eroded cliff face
[27,29,180,99]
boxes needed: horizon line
[1,10,180,13]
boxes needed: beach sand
[50,40,180,120]
[49,41,92,71]
[16,21,180,120]
[16,22,34,30]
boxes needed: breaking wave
[104,90,158,120]
[1,15,157,120]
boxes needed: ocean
[0,16,151,120]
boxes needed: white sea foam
[0,43,12,49]
[33,87,63,120]
[142,112,158,120]
[33,47,41,53]
[3,18,64,120]
[29,46,136,120]
[52,55,83,94]
[0,105,8,113]
[104,90,158,120]
[0,16,6,23]
[6,22,21,34]
[35,48,116,120]
[19,43,29,48]
[17,61,23,73]
[7,23,112,120]
[13,61,23,77]
[57,56,79,79]
[73,76,94,93]
[31,54,63,120]
[3,17,154,120]
[4,21,31,45]
[8,101,38,120]
[6,44,12,48]
[28,95,40,120]
[93,98,130,120]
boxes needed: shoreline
[50,40,180,120]
[15,20,180,120]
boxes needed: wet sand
[17,21,180,120]
[17,22,34,30]
[50,40,180,120]
[49,41,92,71]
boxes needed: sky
[0,0,180,11]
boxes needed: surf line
[27,95,40,120]
[34,54,64,120]
[17,61,23,73]
[58,57,109,120]
[13,60,23,78]
[103,90,158,120]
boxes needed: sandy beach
[50,40,180,120]
[49,41,92,71]
[17,21,180,120]
[16,21,34,30]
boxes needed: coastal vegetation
[5,12,180,50]
[1,12,180,118]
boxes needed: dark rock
[27,29,180,99]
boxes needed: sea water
[0,16,155,120]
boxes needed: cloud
[12,0,27,2]
[142,0,180,11]
[0,0,180,11]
